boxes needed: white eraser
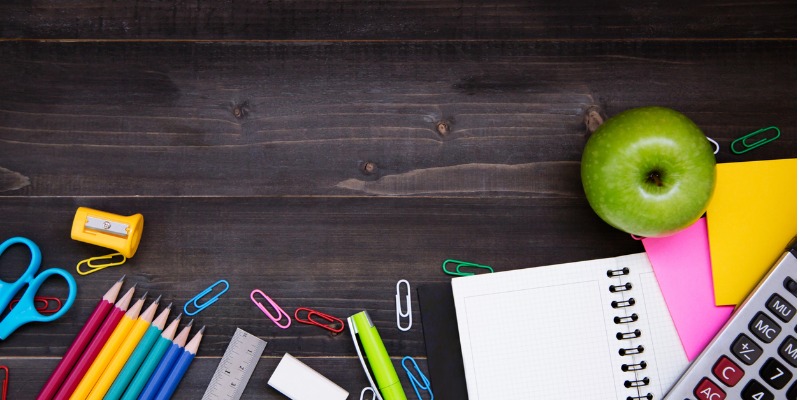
[268,353,349,400]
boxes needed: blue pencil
[136,321,193,400]
[153,326,204,400]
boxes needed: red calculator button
[712,356,745,387]
[695,378,726,400]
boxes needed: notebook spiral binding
[608,266,654,400]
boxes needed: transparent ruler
[202,328,268,400]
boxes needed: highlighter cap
[351,311,407,400]
[71,207,143,258]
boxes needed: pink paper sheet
[642,218,734,361]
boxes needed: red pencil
[53,285,136,400]
[36,276,126,400]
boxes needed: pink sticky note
[642,218,734,361]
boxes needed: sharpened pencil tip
[187,319,194,328]
[153,294,163,304]
[165,302,173,309]
[139,291,148,300]
[117,274,126,282]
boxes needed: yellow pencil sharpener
[71,207,144,258]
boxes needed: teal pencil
[118,316,185,400]
[103,305,172,400]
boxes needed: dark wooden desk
[0,2,796,398]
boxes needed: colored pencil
[104,305,172,400]
[153,326,204,400]
[118,315,181,400]
[37,276,125,400]
[55,286,136,400]
[136,321,193,400]
[70,293,147,400]
[87,297,160,400]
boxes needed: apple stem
[647,171,664,187]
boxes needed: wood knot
[233,104,246,119]
[436,121,449,136]
[361,161,377,175]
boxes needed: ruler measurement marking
[201,328,267,400]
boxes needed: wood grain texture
[0,1,795,40]
[0,1,796,397]
[0,41,795,196]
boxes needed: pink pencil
[37,276,126,400]
[53,285,136,400]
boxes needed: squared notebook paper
[706,158,797,306]
[452,253,689,400]
[642,217,734,361]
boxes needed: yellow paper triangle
[707,158,797,306]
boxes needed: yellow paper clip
[71,207,143,275]
[76,253,127,276]
[731,126,780,154]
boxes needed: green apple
[581,106,716,237]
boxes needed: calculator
[664,238,797,400]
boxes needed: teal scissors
[0,237,77,340]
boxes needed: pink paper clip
[294,307,345,333]
[250,289,291,329]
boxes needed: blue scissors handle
[0,268,77,340]
[0,237,78,340]
[0,237,41,310]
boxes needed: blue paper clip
[442,259,493,277]
[731,126,780,154]
[184,279,229,316]
[401,356,433,400]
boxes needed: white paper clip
[360,387,377,400]
[706,136,720,155]
[395,279,412,331]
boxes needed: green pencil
[117,314,182,400]
[103,305,172,400]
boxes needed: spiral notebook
[452,253,690,399]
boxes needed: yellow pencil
[69,293,146,400]
[86,296,164,400]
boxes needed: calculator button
[741,380,774,400]
[766,294,796,323]
[732,334,764,365]
[759,357,793,390]
[712,356,744,387]
[780,336,797,367]
[785,277,797,297]
[788,381,796,400]
[694,378,726,400]
[750,312,782,343]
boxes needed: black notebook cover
[416,283,469,400]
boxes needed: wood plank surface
[0,41,795,197]
[1,1,795,40]
[0,1,796,398]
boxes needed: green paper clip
[442,259,493,277]
[730,126,780,154]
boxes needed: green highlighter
[348,311,407,400]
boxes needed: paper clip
[442,259,493,277]
[9,296,62,314]
[251,289,291,329]
[731,126,780,154]
[76,253,127,276]
[395,279,412,331]
[706,136,720,155]
[360,387,377,400]
[294,307,344,333]
[0,365,7,400]
[402,356,433,400]
[184,279,229,316]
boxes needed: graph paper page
[452,253,689,399]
